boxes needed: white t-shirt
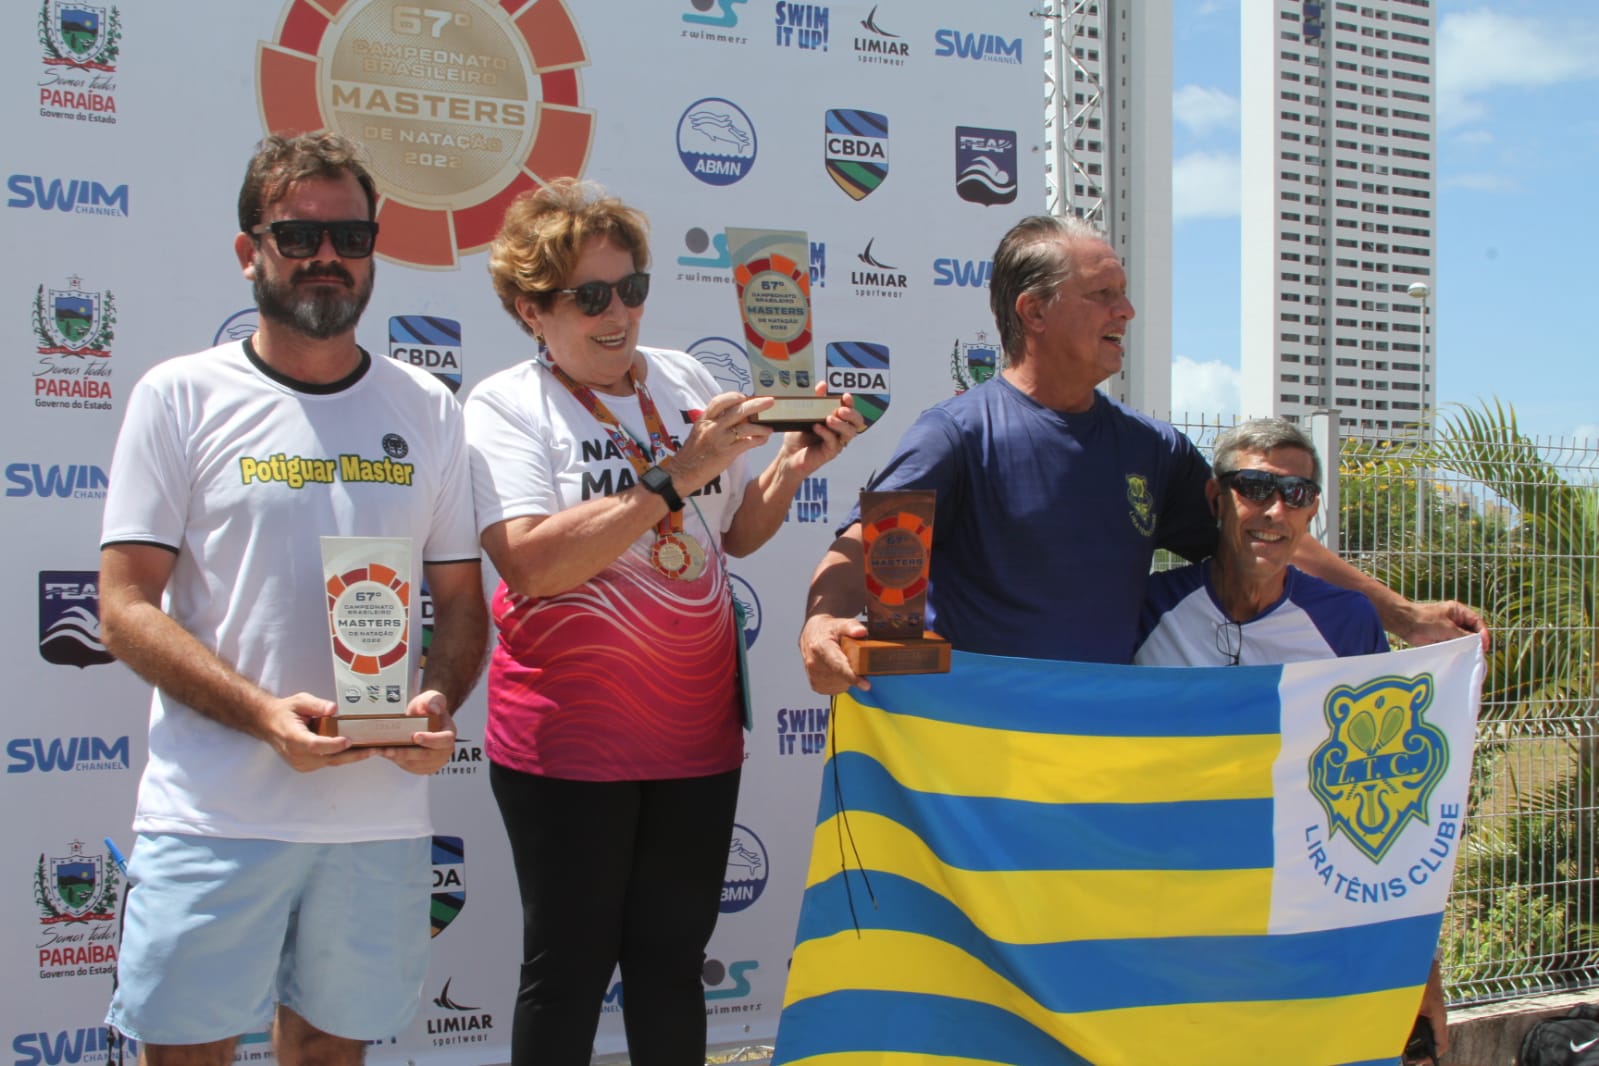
[101,341,479,842]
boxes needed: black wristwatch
[639,464,684,512]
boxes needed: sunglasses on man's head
[1217,469,1321,509]
[550,272,650,316]
[250,219,379,259]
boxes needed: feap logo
[825,342,891,427]
[259,0,594,268]
[933,256,993,288]
[7,175,127,216]
[688,336,752,395]
[11,1025,133,1066]
[728,573,761,651]
[949,331,1003,394]
[39,571,112,669]
[774,2,828,51]
[854,4,907,65]
[823,109,888,201]
[933,27,1023,64]
[37,0,121,125]
[389,316,462,394]
[721,823,769,914]
[430,835,464,937]
[7,736,128,775]
[677,97,757,186]
[777,705,829,756]
[785,477,828,525]
[955,126,1017,206]
[5,463,108,500]
[31,275,115,412]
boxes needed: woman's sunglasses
[550,272,651,316]
[1217,469,1321,509]
[250,219,379,259]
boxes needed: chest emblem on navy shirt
[1125,474,1155,537]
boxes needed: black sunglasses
[550,272,650,316]
[1215,619,1243,667]
[250,219,379,259]
[1217,469,1321,510]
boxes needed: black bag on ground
[1519,1004,1599,1065]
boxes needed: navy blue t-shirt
[843,377,1216,663]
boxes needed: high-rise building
[1043,1,1172,415]
[1240,0,1437,436]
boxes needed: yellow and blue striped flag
[773,636,1484,1066]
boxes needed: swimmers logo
[949,332,1001,394]
[37,1,122,125]
[1125,474,1155,537]
[720,823,768,914]
[854,4,907,65]
[34,840,120,979]
[955,126,1017,206]
[424,977,494,1046]
[704,958,761,1013]
[38,571,112,669]
[430,835,464,937]
[682,0,748,44]
[775,2,828,51]
[688,336,752,395]
[258,0,594,268]
[677,98,757,186]
[213,308,259,347]
[850,238,907,299]
[825,342,890,427]
[31,276,114,412]
[389,315,462,393]
[823,109,888,200]
[676,227,732,285]
[729,572,761,650]
[1310,673,1447,864]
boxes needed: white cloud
[1173,151,1240,221]
[1170,356,1240,418]
[1173,85,1239,137]
[1438,11,1599,129]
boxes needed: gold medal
[651,532,707,581]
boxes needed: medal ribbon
[544,360,683,539]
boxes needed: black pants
[489,763,741,1066]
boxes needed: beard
[253,257,374,340]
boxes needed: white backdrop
[3,2,1037,1061]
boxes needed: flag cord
[830,694,877,937]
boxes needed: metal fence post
[1308,407,1340,551]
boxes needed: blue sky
[1168,1,1599,445]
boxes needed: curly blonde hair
[487,178,650,337]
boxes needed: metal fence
[1171,410,1599,1007]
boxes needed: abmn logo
[677,98,757,186]
[430,835,465,937]
[933,257,993,288]
[39,570,113,668]
[933,28,1023,64]
[721,822,769,914]
[823,109,888,201]
[825,342,891,427]
[5,463,108,499]
[7,175,128,216]
[213,308,259,347]
[954,126,1017,206]
[729,572,761,650]
[688,336,752,395]
[389,315,462,394]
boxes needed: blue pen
[103,837,128,875]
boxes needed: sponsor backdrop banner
[3,2,1036,1061]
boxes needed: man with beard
[99,133,487,1066]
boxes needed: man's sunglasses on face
[250,220,379,260]
[549,272,651,316]
[1217,468,1321,510]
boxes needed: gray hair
[1213,417,1322,485]
[989,214,1107,360]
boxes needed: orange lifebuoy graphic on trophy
[258,0,593,269]
[326,562,411,675]
[862,511,931,607]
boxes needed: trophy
[727,226,838,430]
[839,490,951,676]
[315,536,439,746]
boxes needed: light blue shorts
[106,833,431,1046]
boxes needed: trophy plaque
[727,226,838,431]
[840,490,951,676]
[315,536,438,746]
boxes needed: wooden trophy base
[311,713,443,747]
[752,395,840,432]
[841,631,951,676]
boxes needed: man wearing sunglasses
[99,133,487,1066]
[1133,417,1450,1057]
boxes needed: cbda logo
[430,835,464,937]
[389,316,463,394]
[955,126,1017,206]
[39,570,113,668]
[721,823,768,913]
[933,27,1023,64]
[825,342,891,427]
[823,109,887,200]
[933,257,993,288]
[677,98,757,186]
[7,175,127,216]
